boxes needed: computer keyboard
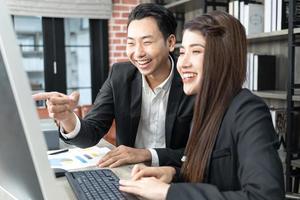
[66,169,128,200]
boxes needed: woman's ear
[167,34,176,52]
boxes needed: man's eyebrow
[127,35,154,40]
[141,35,153,39]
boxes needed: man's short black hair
[127,3,177,40]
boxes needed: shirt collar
[142,55,174,93]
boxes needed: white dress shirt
[134,57,174,166]
[61,56,174,166]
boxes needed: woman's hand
[119,177,170,200]
[131,164,176,183]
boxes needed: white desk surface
[0,139,135,200]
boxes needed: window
[12,16,108,106]
[13,16,44,93]
[65,18,91,105]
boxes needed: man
[33,3,194,168]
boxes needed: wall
[109,0,141,66]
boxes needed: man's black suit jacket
[61,61,195,166]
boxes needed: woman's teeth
[182,73,197,79]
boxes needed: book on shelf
[270,108,286,135]
[229,0,264,34]
[229,0,300,34]
[276,0,283,31]
[244,2,264,35]
[270,108,300,150]
[271,0,277,32]
[229,0,241,20]
[264,0,271,32]
[265,0,300,32]
[253,54,276,90]
[243,53,276,91]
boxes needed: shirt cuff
[60,113,81,139]
[148,148,160,166]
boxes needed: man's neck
[146,58,172,90]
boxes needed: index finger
[132,168,154,181]
[131,164,146,177]
[32,92,62,101]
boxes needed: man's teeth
[137,60,150,65]
[183,73,197,79]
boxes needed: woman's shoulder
[229,88,268,113]
[222,88,271,131]
[219,89,277,149]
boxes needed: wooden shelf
[163,0,202,12]
[164,0,191,9]
[253,90,300,101]
[247,28,300,42]
[253,90,286,100]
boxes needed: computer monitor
[0,1,67,199]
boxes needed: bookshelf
[247,32,289,91]
[248,28,300,42]
[285,0,300,194]
[254,90,300,101]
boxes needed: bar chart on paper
[48,146,110,170]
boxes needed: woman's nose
[181,54,192,68]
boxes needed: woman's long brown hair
[181,11,247,182]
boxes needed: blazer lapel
[129,71,142,146]
[165,70,183,147]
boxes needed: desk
[0,139,135,199]
[59,139,135,199]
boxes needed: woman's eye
[192,50,201,54]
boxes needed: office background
[6,0,300,197]
[8,0,203,105]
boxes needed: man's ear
[167,34,176,52]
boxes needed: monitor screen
[0,1,67,199]
[0,45,44,200]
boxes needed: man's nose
[134,43,146,58]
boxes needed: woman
[119,11,284,200]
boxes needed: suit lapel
[129,71,142,146]
[165,69,183,147]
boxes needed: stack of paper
[48,146,111,170]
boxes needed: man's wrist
[140,149,152,165]
[60,112,77,133]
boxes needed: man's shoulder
[109,61,139,83]
[111,61,136,73]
